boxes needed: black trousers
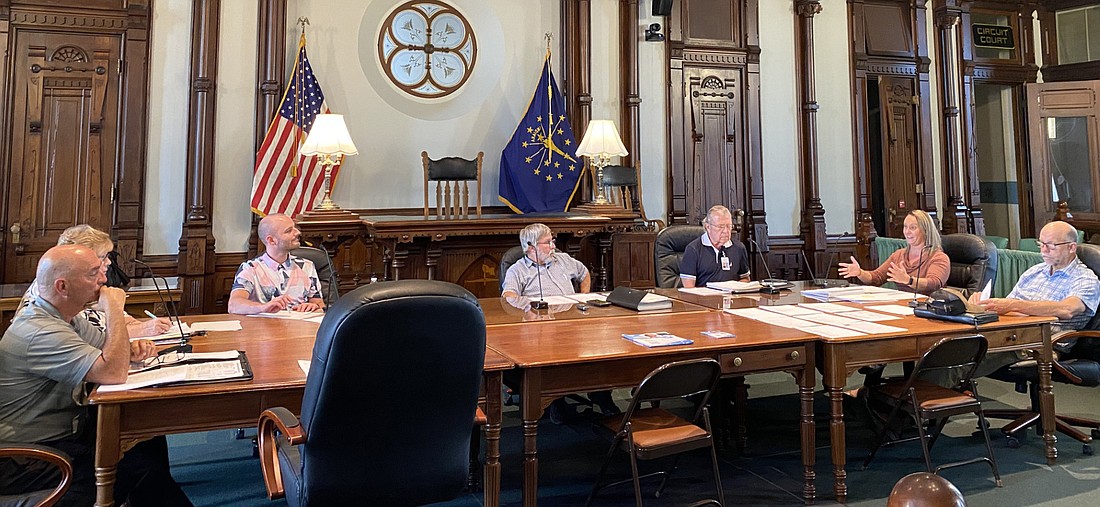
[0,425,192,507]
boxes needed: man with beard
[229,213,324,315]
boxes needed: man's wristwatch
[908,276,915,286]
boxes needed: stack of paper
[622,332,693,347]
[801,286,919,303]
[706,280,762,293]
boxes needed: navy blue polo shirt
[679,233,751,286]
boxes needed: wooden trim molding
[933,1,970,235]
[178,0,220,314]
[794,0,828,276]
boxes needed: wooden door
[878,76,921,237]
[1026,80,1100,228]
[682,68,745,231]
[3,31,120,283]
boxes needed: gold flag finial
[297,17,310,38]
[544,32,552,56]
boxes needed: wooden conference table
[490,288,1056,505]
[483,296,820,506]
[656,284,1056,502]
[88,314,513,507]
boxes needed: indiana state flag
[499,52,581,213]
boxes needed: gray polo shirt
[0,297,105,444]
[502,252,589,297]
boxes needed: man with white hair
[0,244,192,506]
[679,205,751,288]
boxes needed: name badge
[721,255,731,270]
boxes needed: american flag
[251,35,335,217]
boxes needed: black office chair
[499,245,526,292]
[863,335,1001,486]
[654,225,705,288]
[984,243,1100,454]
[291,246,339,306]
[586,359,724,507]
[0,444,72,507]
[941,233,998,299]
[257,280,486,506]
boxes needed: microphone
[133,258,191,342]
[526,241,549,310]
[747,238,785,294]
[800,249,820,286]
[822,232,850,285]
[906,247,927,308]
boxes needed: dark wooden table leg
[94,404,121,507]
[822,345,847,502]
[521,369,542,507]
[799,345,817,504]
[484,370,503,507]
[1038,324,1058,463]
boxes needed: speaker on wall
[652,0,673,16]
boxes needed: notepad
[622,332,693,347]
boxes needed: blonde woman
[17,225,171,338]
[838,210,949,295]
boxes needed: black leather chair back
[941,233,998,298]
[599,165,637,187]
[291,246,339,306]
[299,280,486,505]
[654,225,704,288]
[1076,243,1100,332]
[426,156,479,181]
[499,245,526,292]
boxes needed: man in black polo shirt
[679,205,751,287]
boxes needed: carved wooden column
[619,0,640,170]
[115,3,152,275]
[255,0,287,153]
[794,1,827,274]
[178,0,220,315]
[562,0,593,203]
[935,0,971,234]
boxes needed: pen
[144,310,158,319]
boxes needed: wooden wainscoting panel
[611,231,657,288]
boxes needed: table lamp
[576,120,628,205]
[300,114,358,211]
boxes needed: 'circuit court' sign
[973,24,1014,50]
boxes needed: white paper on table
[190,321,242,332]
[759,305,821,316]
[841,310,902,322]
[724,308,810,328]
[798,313,862,327]
[706,280,763,292]
[979,279,992,301]
[298,360,311,375]
[304,315,325,324]
[130,350,241,373]
[797,302,860,313]
[865,304,915,316]
[800,325,866,338]
[101,360,245,392]
[678,287,726,296]
[137,322,194,342]
[252,310,320,320]
[567,293,607,303]
[842,321,908,334]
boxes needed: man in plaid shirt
[972,221,1100,353]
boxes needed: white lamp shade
[300,114,359,157]
[576,120,628,157]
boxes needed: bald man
[970,221,1100,353]
[228,213,324,314]
[0,245,191,506]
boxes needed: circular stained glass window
[378,1,477,99]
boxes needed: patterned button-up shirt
[231,253,321,305]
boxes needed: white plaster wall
[758,1,800,236]
[815,0,855,234]
[212,0,259,252]
[637,7,668,223]
[144,0,192,255]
